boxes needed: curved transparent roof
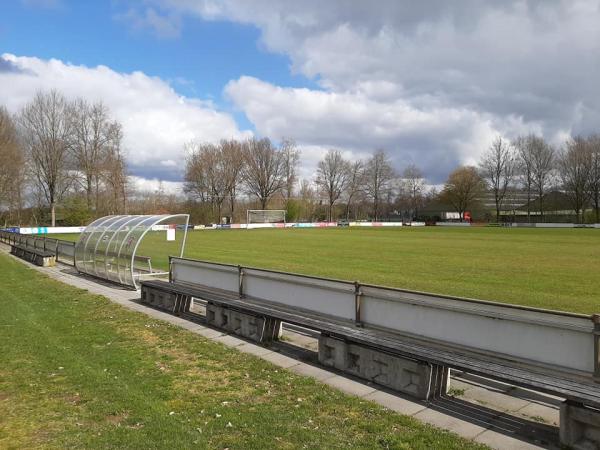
[75,214,189,289]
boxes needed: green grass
[53,227,600,314]
[0,253,484,449]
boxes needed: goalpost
[246,209,286,229]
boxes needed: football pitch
[56,227,599,314]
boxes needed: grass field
[0,253,483,449]
[55,227,600,314]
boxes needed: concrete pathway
[1,245,561,449]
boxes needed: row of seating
[10,244,56,267]
[139,274,600,449]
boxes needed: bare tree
[315,149,350,222]
[0,106,25,224]
[241,137,285,209]
[299,179,318,221]
[69,99,117,211]
[344,160,365,220]
[220,139,244,221]
[558,137,592,223]
[479,136,515,222]
[588,135,600,223]
[101,122,128,214]
[441,166,485,220]
[400,164,426,221]
[514,135,536,222]
[530,138,556,222]
[280,138,300,202]
[365,149,395,220]
[18,90,73,226]
[184,142,228,222]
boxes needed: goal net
[246,210,286,229]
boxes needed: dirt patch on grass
[106,412,129,426]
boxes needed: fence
[0,230,76,266]
[170,256,599,378]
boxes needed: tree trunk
[526,186,531,223]
[51,202,56,227]
[538,189,544,223]
[373,194,378,221]
[86,177,93,210]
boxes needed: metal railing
[0,230,76,266]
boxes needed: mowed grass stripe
[0,253,484,449]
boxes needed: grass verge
[0,253,485,449]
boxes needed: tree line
[3,90,600,226]
[185,133,600,225]
[1,90,128,226]
[184,139,405,223]
[464,134,600,223]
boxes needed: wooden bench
[141,277,600,448]
[140,279,600,405]
[10,244,56,267]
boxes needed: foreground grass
[0,254,483,449]
[55,227,600,314]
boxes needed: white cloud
[127,0,600,181]
[129,176,183,196]
[0,53,250,182]
[226,76,540,180]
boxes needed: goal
[246,209,286,229]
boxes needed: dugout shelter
[74,214,189,289]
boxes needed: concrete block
[206,303,227,328]
[205,303,278,344]
[224,309,265,342]
[317,335,438,400]
[318,335,348,369]
[560,401,600,449]
[39,255,56,267]
[140,285,177,312]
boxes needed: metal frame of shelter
[74,214,189,289]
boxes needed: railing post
[238,265,245,298]
[354,281,363,327]
[593,314,600,380]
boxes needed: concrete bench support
[318,335,448,400]
[206,303,281,344]
[10,245,56,267]
[560,401,600,449]
[140,284,190,314]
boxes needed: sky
[1,0,599,193]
